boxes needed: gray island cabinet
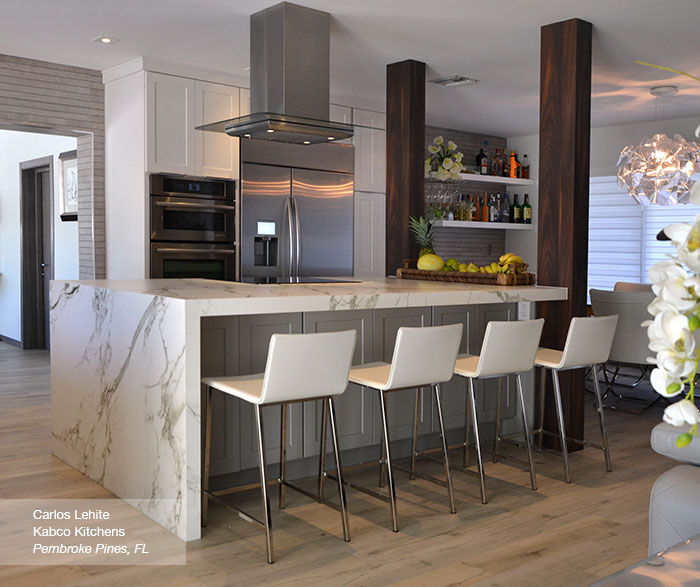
[49,278,566,542]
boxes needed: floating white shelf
[433,220,534,230]
[427,173,535,187]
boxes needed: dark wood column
[385,59,426,275]
[537,18,592,451]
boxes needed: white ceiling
[3,0,700,137]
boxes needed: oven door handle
[154,248,236,254]
[155,201,236,211]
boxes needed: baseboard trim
[0,335,22,348]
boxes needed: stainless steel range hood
[197,2,353,145]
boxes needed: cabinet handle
[155,248,236,255]
[155,201,235,211]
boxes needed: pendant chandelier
[617,132,700,205]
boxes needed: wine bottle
[493,148,503,176]
[481,192,489,222]
[476,148,486,174]
[522,194,532,224]
[521,154,530,179]
[511,194,521,223]
[501,193,510,223]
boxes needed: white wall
[0,130,77,341]
[506,115,700,275]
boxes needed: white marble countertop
[54,277,567,315]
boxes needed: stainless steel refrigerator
[240,140,354,283]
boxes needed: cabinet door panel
[240,88,250,116]
[353,108,386,193]
[238,313,303,470]
[302,310,374,455]
[146,72,195,174]
[373,307,431,441]
[354,192,386,278]
[201,316,240,475]
[476,304,517,422]
[195,81,240,179]
[431,305,478,432]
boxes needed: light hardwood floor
[0,342,676,586]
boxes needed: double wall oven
[149,174,236,281]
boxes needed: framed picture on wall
[58,150,78,222]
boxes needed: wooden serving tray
[397,267,536,286]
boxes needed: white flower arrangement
[425,136,465,180]
[646,180,700,447]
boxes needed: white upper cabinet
[240,88,251,116]
[329,104,352,124]
[146,72,195,175]
[353,108,386,193]
[194,81,240,179]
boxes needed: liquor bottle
[521,154,530,179]
[491,193,500,222]
[522,194,532,224]
[501,193,510,223]
[509,151,519,179]
[492,148,503,177]
[480,151,489,175]
[474,194,481,221]
[481,192,489,222]
[502,152,510,177]
[476,148,486,174]
[511,194,521,223]
[467,194,474,221]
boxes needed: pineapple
[409,216,435,257]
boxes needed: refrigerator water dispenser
[253,221,278,267]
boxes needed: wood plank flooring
[0,342,676,586]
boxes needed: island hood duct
[197,2,353,145]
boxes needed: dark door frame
[20,155,54,349]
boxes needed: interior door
[292,169,353,277]
[38,169,52,347]
[240,163,292,280]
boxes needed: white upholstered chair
[344,323,463,532]
[531,315,618,483]
[202,329,356,564]
[454,319,545,504]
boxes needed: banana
[499,252,515,263]
[479,266,486,273]
[507,255,524,265]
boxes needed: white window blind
[587,176,700,301]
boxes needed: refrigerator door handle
[292,196,301,278]
[285,196,294,276]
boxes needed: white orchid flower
[448,140,457,151]
[442,158,453,170]
[663,398,700,426]
[691,179,700,206]
[435,167,450,181]
[650,368,684,397]
[648,284,698,315]
[434,136,444,146]
[454,152,464,163]
[663,222,693,247]
[647,311,697,377]
[428,145,439,154]
[649,259,685,286]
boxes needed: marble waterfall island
[50,278,567,541]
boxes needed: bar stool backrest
[558,315,619,370]
[474,318,544,377]
[260,330,357,404]
[384,323,463,390]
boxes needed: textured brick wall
[0,54,105,279]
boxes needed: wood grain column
[537,18,592,451]
[385,59,426,275]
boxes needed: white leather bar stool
[201,329,356,564]
[454,319,545,504]
[528,315,618,483]
[335,323,463,532]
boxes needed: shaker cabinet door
[353,192,386,278]
[146,72,195,175]
[194,81,240,179]
[353,108,385,193]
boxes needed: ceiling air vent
[429,75,479,87]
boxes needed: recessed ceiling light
[650,85,679,97]
[266,129,275,133]
[429,75,478,87]
[327,137,335,141]
[93,35,120,45]
[303,140,311,145]
[244,134,251,138]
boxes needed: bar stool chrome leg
[433,383,456,514]
[202,386,213,527]
[463,390,472,469]
[255,405,274,564]
[468,378,487,504]
[515,373,537,491]
[327,397,351,542]
[279,403,288,509]
[379,390,399,532]
[592,364,613,472]
[318,398,329,500]
[493,378,504,464]
[538,367,546,450]
[410,388,420,480]
[551,369,571,483]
